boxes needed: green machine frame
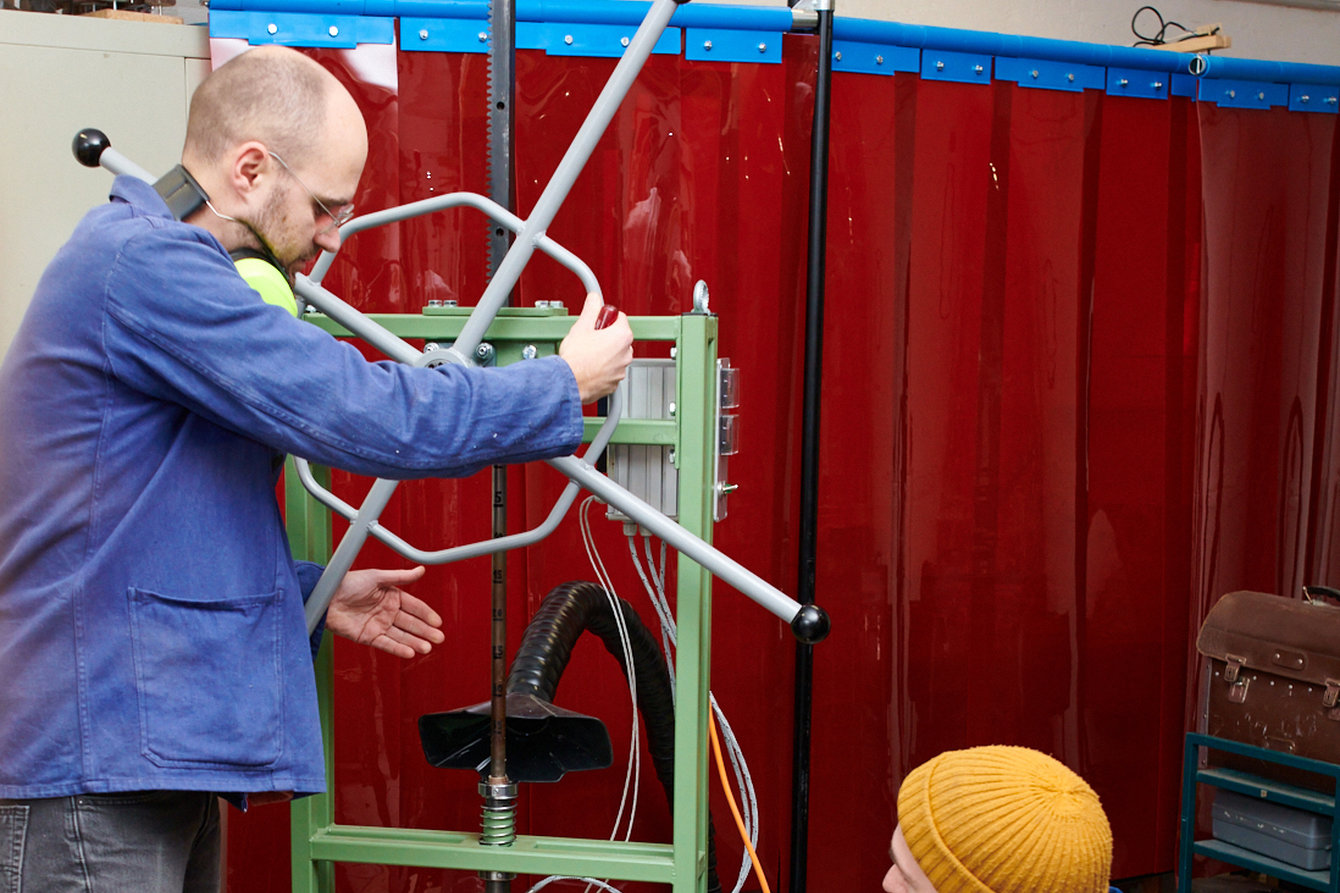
[284,308,724,892]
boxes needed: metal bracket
[1202,79,1289,110]
[208,10,394,47]
[714,358,740,523]
[1223,654,1247,683]
[831,41,918,76]
[995,57,1104,93]
[1171,74,1198,99]
[685,28,782,64]
[401,18,492,53]
[921,50,992,86]
[1324,679,1340,708]
[530,22,682,58]
[401,20,681,57]
[1290,83,1340,114]
[1106,67,1170,101]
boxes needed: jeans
[0,791,220,893]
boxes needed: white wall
[0,11,209,360]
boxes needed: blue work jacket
[0,177,583,801]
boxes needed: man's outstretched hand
[325,565,445,659]
[559,292,634,403]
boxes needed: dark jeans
[0,791,220,893]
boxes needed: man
[882,745,1114,893]
[0,45,633,891]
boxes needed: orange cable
[708,707,771,893]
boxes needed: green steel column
[672,313,717,892]
[285,457,335,893]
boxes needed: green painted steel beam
[302,312,683,344]
[306,827,679,881]
[581,417,676,444]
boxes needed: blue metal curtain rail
[206,0,1340,87]
[207,0,796,31]
[832,17,1340,85]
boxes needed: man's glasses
[268,150,355,234]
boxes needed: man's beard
[237,192,305,286]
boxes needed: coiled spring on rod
[480,780,519,847]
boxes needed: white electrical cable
[626,529,762,893]
[578,496,641,865]
[528,876,626,893]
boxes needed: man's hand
[559,292,634,403]
[324,565,445,659]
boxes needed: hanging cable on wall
[1130,5,1230,53]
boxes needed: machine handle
[595,304,619,329]
[72,128,111,168]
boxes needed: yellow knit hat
[896,745,1113,893]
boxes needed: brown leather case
[1196,590,1340,790]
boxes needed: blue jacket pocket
[128,587,285,768]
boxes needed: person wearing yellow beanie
[882,745,1114,893]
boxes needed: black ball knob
[790,604,830,644]
[73,128,110,168]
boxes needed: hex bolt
[1328,97,1339,105]
[564,34,574,45]
[1228,89,1236,98]
[419,29,428,40]
[974,64,984,75]
[328,25,339,37]
[621,36,630,47]
[1119,78,1129,87]
[834,51,842,61]
[1031,69,1039,79]
[478,32,488,42]
[758,42,767,53]
[876,55,884,65]
[521,345,538,360]
[1258,91,1266,101]
[668,402,677,417]
[703,40,713,51]
[1301,95,1311,103]
[267,22,277,34]
[935,60,945,71]
[1067,73,1075,82]
[1153,81,1164,89]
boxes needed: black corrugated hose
[509,581,723,893]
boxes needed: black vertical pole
[789,3,833,892]
[484,4,517,891]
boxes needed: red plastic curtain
[214,31,1340,891]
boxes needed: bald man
[0,46,632,891]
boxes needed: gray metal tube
[308,193,599,295]
[304,477,399,631]
[95,146,155,183]
[550,454,804,624]
[450,0,679,357]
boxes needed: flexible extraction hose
[509,581,722,893]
